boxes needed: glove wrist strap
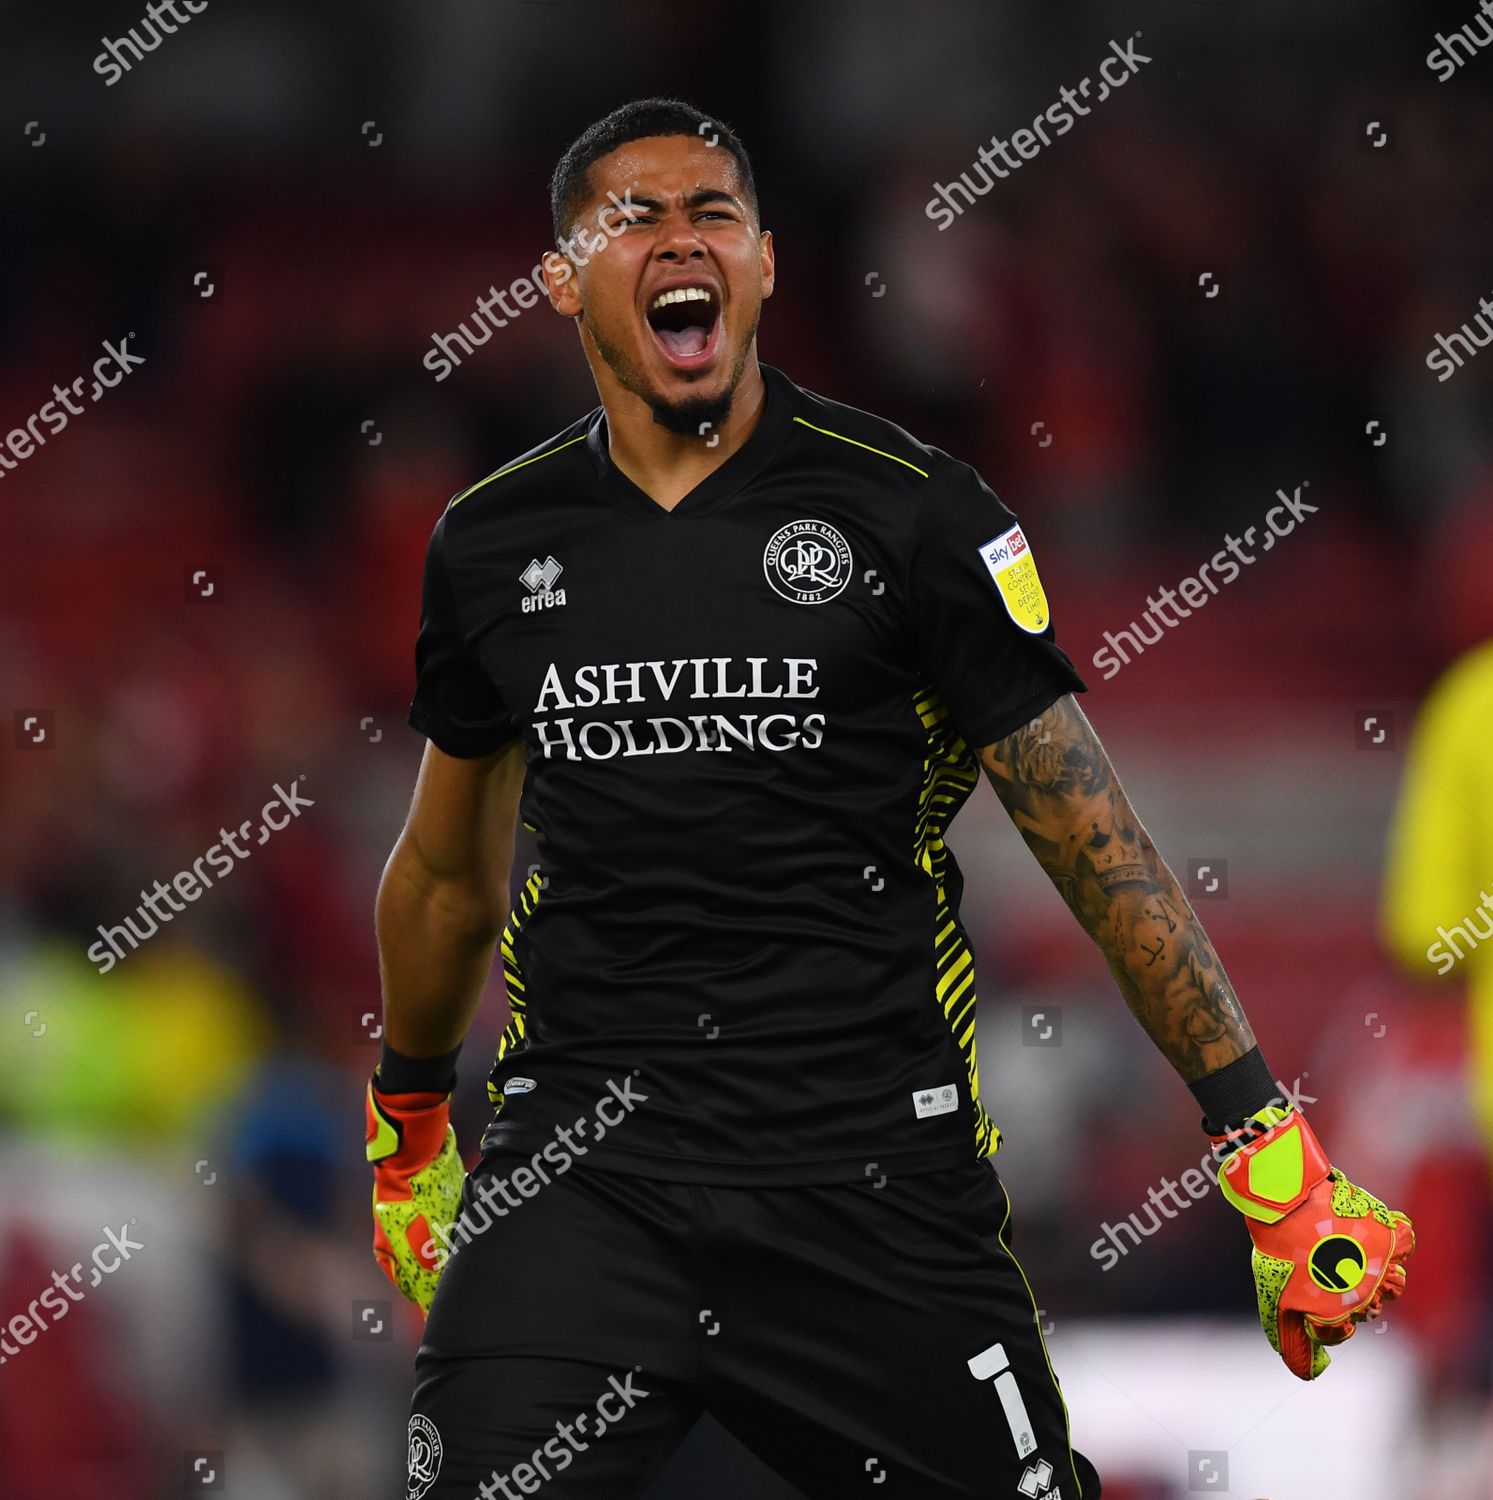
[1187,1045,1279,1135]
[366,1081,453,1164]
[374,1037,461,1097]
[1210,1106,1331,1223]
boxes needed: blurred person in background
[1381,491,1493,1404]
[1384,630,1493,1164]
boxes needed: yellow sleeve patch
[977,524,1050,634]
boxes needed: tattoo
[979,696,1254,1081]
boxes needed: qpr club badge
[763,518,853,605]
[407,1414,443,1499]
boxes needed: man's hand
[1211,1105,1415,1379]
[365,1080,466,1313]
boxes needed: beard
[584,307,760,437]
[647,386,736,438]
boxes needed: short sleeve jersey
[409,363,1087,1183]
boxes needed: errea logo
[521,555,566,614]
[1018,1459,1059,1499]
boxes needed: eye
[599,209,652,231]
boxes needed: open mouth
[645,285,722,369]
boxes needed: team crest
[407,1413,443,1499]
[976,524,1049,634]
[763,519,852,605]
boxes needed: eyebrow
[614,189,742,214]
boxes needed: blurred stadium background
[2,2,1492,1496]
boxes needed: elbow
[432,887,509,948]
[377,838,510,949]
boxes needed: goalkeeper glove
[365,1075,465,1314]
[1211,1105,1415,1380]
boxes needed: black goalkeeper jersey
[408,363,1087,1184]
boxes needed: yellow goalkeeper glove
[365,1077,465,1314]
[1210,1105,1415,1380]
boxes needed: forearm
[1066,811,1254,1080]
[979,695,1255,1082]
[374,832,509,1057]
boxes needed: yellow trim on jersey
[912,686,999,1160]
[996,1183,1085,1500]
[791,416,930,477]
[486,867,545,1109]
[449,433,590,510]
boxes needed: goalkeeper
[366,98,1415,1500]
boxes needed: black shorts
[406,1148,1101,1500]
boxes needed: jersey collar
[585,362,797,519]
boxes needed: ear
[759,228,775,300]
[542,250,583,318]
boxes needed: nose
[654,210,707,262]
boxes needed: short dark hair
[549,97,757,245]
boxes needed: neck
[599,358,767,512]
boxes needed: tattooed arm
[978,693,1254,1082]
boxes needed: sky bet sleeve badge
[976,524,1050,634]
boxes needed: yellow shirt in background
[1382,639,1493,1146]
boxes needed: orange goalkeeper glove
[1211,1105,1415,1380]
[365,1076,465,1314]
